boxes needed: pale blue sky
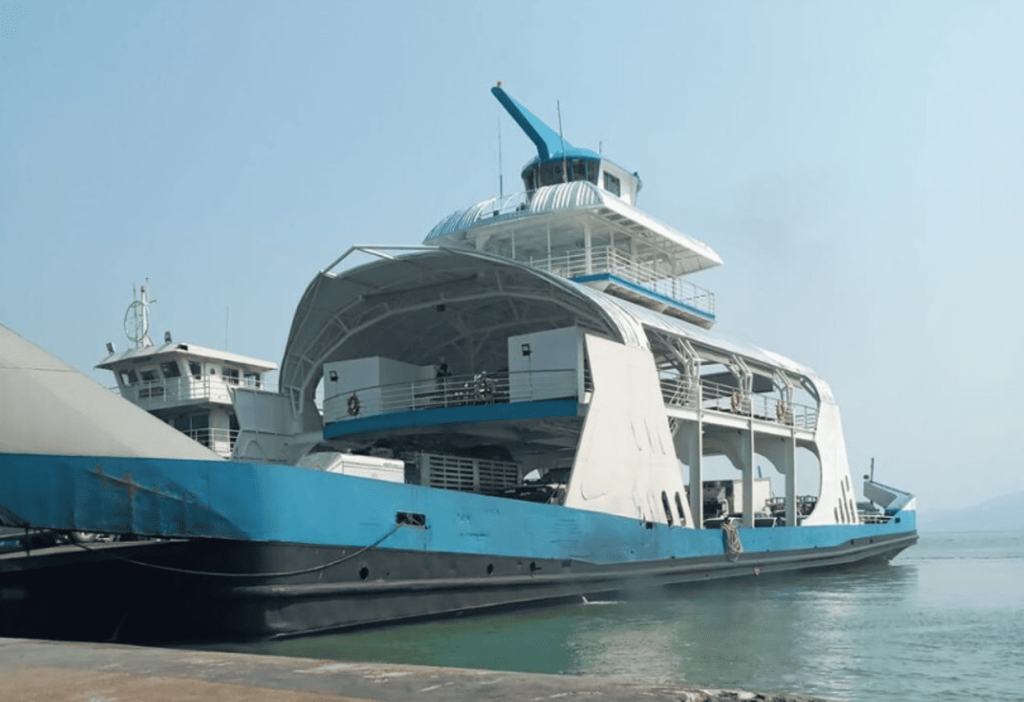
[2,1,1022,511]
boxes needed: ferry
[0,85,917,643]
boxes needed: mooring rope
[65,523,404,579]
[721,521,743,562]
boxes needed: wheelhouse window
[138,367,164,398]
[244,371,262,388]
[523,158,600,192]
[539,161,567,187]
[603,172,621,197]
[160,361,181,379]
[119,369,138,386]
[570,158,599,184]
[189,362,202,379]
[223,367,240,385]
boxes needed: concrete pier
[0,637,830,702]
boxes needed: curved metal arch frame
[279,250,635,424]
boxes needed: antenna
[498,118,504,200]
[557,100,567,183]
[124,280,155,348]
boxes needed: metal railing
[116,375,277,408]
[324,368,585,423]
[180,427,239,458]
[478,191,531,219]
[659,377,700,408]
[659,376,819,430]
[526,246,715,317]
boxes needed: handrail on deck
[116,374,277,407]
[659,376,819,430]
[525,246,715,317]
[180,427,239,458]
[323,368,588,424]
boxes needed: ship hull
[0,452,916,643]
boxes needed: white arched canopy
[279,248,633,429]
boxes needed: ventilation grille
[420,453,521,494]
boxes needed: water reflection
[201,533,1024,702]
[566,603,683,685]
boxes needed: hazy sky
[2,1,1022,511]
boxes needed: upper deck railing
[426,187,717,321]
[180,427,239,458]
[475,191,530,220]
[323,369,587,424]
[117,374,276,409]
[659,377,819,430]
[321,365,816,431]
[524,246,715,318]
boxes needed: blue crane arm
[491,85,574,162]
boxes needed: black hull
[0,531,917,644]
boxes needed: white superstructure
[229,85,863,530]
[93,87,866,530]
[97,286,277,459]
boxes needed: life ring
[776,400,787,421]
[347,393,361,417]
[730,391,741,413]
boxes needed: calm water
[218,531,1024,701]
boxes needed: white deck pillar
[742,425,755,527]
[758,433,797,527]
[786,438,798,526]
[672,420,703,528]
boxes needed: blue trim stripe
[572,273,716,322]
[0,452,916,565]
[323,399,580,439]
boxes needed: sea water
[229,531,1024,701]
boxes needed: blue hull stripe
[0,452,916,565]
[323,399,580,439]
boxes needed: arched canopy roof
[601,294,831,400]
[278,248,642,424]
[279,247,832,428]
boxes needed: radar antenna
[123,282,155,348]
